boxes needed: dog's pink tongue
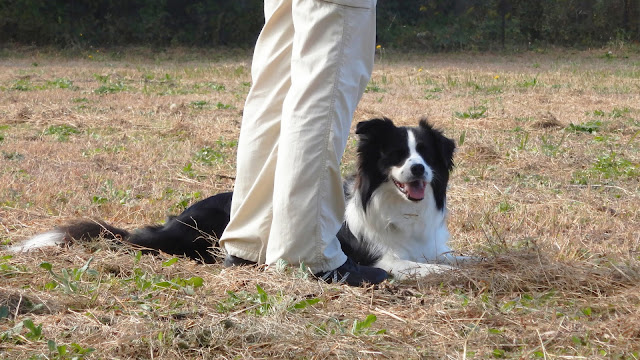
[407,181,426,200]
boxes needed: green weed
[592,152,638,178]
[455,105,488,119]
[2,150,24,161]
[11,79,34,91]
[0,255,28,278]
[91,179,136,206]
[365,81,385,93]
[190,100,209,109]
[47,340,95,360]
[40,258,99,294]
[194,146,224,165]
[572,152,639,184]
[94,82,126,94]
[0,318,43,343]
[540,134,566,157]
[44,124,80,142]
[312,314,385,336]
[215,102,233,109]
[47,78,76,90]
[171,192,202,212]
[567,120,602,134]
[519,76,539,88]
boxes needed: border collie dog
[8,118,462,280]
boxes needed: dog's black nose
[410,164,425,176]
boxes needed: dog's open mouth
[392,178,427,201]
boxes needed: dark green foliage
[376,0,640,50]
[0,0,264,47]
[0,0,638,49]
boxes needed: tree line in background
[1,0,638,50]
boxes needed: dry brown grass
[1,47,639,359]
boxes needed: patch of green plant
[194,82,225,92]
[46,78,76,90]
[497,201,512,213]
[215,137,238,148]
[47,340,95,360]
[572,152,639,184]
[126,267,204,296]
[446,75,459,87]
[311,314,385,336]
[216,285,275,316]
[44,124,80,142]
[91,196,108,205]
[455,105,488,119]
[181,162,198,179]
[3,151,24,161]
[93,74,110,83]
[288,297,321,312]
[540,133,566,157]
[40,258,99,294]
[215,102,233,109]
[153,276,204,295]
[516,131,530,151]
[0,305,9,320]
[90,179,137,206]
[11,79,34,91]
[591,152,638,179]
[81,145,125,157]
[484,84,504,94]
[72,97,89,103]
[234,66,247,77]
[194,146,224,165]
[610,107,630,118]
[351,314,385,335]
[365,81,385,93]
[0,318,43,343]
[0,255,28,277]
[518,76,539,88]
[567,120,602,134]
[190,100,209,109]
[171,192,202,212]
[94,81,126,94]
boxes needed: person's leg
[219,0,294,264]
[266,0,377,273]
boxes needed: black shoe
[223,254,257,267]
[314,257,387,286]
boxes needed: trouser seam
[312,6,350,270]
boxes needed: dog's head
[354,117,455,211]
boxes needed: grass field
[0,47,639,359]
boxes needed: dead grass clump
[460,142,501,163]
[434,251,639,297]
[531,112,563,129]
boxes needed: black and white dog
[8,118,464,280]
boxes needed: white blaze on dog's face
[354,118,455,212]
[389,131,433,202]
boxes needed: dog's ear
[355,117,395,138]
[418,118,432,131]
[439,135,456,172]
[420,118,456,171]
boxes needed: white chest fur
[345,181,451,263]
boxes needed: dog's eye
[416,143,426,153]
[381,149,404,161]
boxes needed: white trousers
[219,0,376,273]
